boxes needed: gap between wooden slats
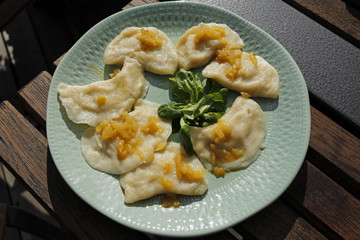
[0,101,149,240]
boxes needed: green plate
[47,1,310,237]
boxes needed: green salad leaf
[158,69,228,154]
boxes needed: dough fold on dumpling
[81,99,172,175]
[120,142,208,203]
[104,27,178,75]
[202,52,279,98]
[190,96,266,171]
[58,58,147,127]
[176,22,244,70]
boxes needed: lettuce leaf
[158,70,228,154]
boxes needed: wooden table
[1,0,359,239]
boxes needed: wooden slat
[53,53,66,67]
[283,0,360,47]
[123,0,158,10]
[0,101,51,208]
[234,198,327,239]
[284,159,360,239]
[309,106,360,197]
[17,71,51,128]
[0,0,32,30]
[0,101,148,240]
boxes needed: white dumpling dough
[104,27,178,75]
[120,142,208,203]
[190,96,266,171]
[202,52,280,98]
[58,58,147,127]
[81,99,172,175]
[176,23,244,70]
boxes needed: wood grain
[17,71,51,128]
[0,101,148,240]
[283,0,360,47]
[284,160,360,239]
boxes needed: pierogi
[120,142,208,203]
[58,58,148,127]
[176,23,244,70]
[81,99,172,175]
[202,51,279,98]
[104,27,178,75]
[190,96,266,172]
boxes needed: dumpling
[202,50,280,98]
[190,96,266,172]
[81,99,172,175]
[120,142,208,203]
[104,27,178,75]
[58,58,148,127]
[176,23,244,70]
